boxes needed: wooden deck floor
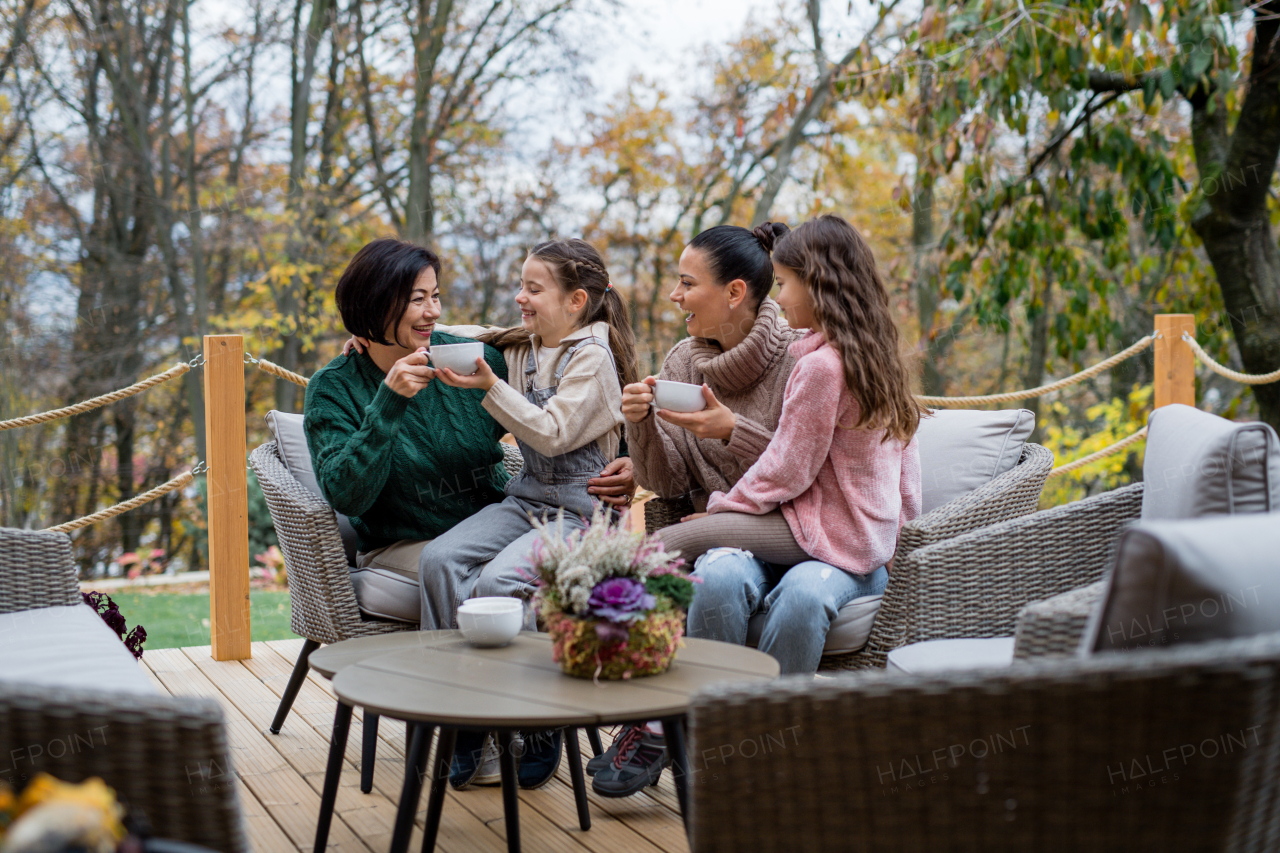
[142,639,688,853]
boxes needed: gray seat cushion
[1085,513,1280,653]
[265,410,360,566]
[886,636,1016,674]
[915,408,1036,514]
[350,539,429,624]
[0,604,157,695]
[746,594,883,656]
[1141,404,1280,519]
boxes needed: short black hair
[335,238,442,347]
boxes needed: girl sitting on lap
[662,213,924,673]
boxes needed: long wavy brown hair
[480,239,639,390]
[772,215,923,443]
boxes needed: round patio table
[330,629,779,853]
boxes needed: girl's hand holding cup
[435,356,500,392]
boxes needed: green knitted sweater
[303,332,511,552]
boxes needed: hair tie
[605,281,613,292]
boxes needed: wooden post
[1154,314,1196,409]
[203,335,252,661]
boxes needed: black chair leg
[271,638,320,734]
[361,712,380,793]
[586,726,604,757]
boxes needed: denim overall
[503,337,614,520]
[417,336,618,629]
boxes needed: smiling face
[672,245,745,343]
[388,266,442,351]
[515,256,586,345]
[773,262,815,330]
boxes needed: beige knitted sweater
[628,299,803,512]
[436,321,624,461]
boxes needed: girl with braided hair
[417,238,638,790]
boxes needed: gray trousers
[417,495,588,630]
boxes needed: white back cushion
[264,410,359,565]
[914,409,1036,514]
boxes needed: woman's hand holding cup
[621,377,657,423]
[383,348,436,398]
[656,384,737,442]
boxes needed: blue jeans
[417,495,588,630]
[686,549,888,675]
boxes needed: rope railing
[5,326,1277,517]
[1046,427,1148,478]
[247,353,309,387]
[1183,334,1280,385]
[42,464,205,534]
[0,362,192,432]
[917,335,1154,408]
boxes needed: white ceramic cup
[456,597,524,647]
[428,342,485,376]
[653,379,707,413]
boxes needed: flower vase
[545,608,684,680]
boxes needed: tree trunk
[1022,281,1052,443]
[1186,0,1280,430]
[406,0,455,244]
[910,59,948,396]
[1192,208,1280,427]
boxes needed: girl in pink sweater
[659,213,923,673]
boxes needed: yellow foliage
[1040,385,1152,507]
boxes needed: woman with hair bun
[593,222,806,798]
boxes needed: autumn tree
[877,0,1280,429]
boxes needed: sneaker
[517,729,563,789]
[586,725,636,776]
[470,733,506,786]
[450,730,490,790]
[591,726,668,798]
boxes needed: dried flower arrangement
[526,509,695,680]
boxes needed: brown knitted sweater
[628,298,803,511]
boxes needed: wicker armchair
[851,482,1145,669]
[688,629,1280,852]
[644,443,1056,668]
[0,527,81,614]
[248,440,525,732]
[1013,580,1108,660]
[0,529,246,853]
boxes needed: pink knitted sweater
[706,331,922,575]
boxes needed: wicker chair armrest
[248,442,367,644]
[0,527,81,614]
[0,681,246,853]
[896,443,1055,559]
[689,629,1280,852]
[501,441,523,477]
[1013,580,1108,660]
[644,494,695,533]
[848,482,1144,670]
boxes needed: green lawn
[101,591,298,651]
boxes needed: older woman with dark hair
[305,239,513,573]
[305,237,636,788]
